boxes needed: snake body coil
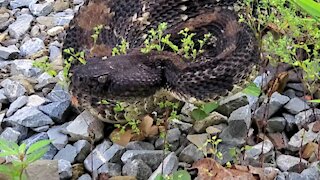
[64,0,259,122]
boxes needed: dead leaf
[266,71,289,97]
[139,115,159,138]
[302,142,318,159]
[109,176,136,180]
[109,129,134,146]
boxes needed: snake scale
[63,0,259,123]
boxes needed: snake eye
[98,75,108,83]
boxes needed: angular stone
[22,132,48,149]
[0,89,7,103]
[10,0,37,8]
[47,125,68,150]
[0,45,20,60]
[126,141,155,150]
[39,100,70,123]
[35,72,57,90]
[49,45,62,65]
[47,85,70,102]
[229,105,252,129]
[29,1,54,16]
[268,133,287,150]
[187,133,209,152]
[43,144,58,160]
[97,163,121,177]
[266,117,286,133]
[1,79,26,102]
[32,125,50,132]
[295,109,320,127]
[20,38,45,57]
[47,26,64,36]
[74,140,91,162]
[5,106,53,127]
[78,174,91,180]
[53,0,70,12]
[301,166,320,179]
[287,83,305,92]
[288,122,319,151]
[121,150,165,170]
[54,144,77,163]
[216,92,249,116]
[245,140,274,160]
[155,128,181,149]
[282,113,297,132]
[25,160,59,180]
[254,92,290,119]
[284,97,310,114]
[193,112,227,133]
[53,11,74,26]
[0,127,20,142]
[276,155,308,172]
[65,110,104,142]
[179,144,204,163]
[11,59,40,77]
[6,95,28,116]
[171,119,193,132]
[149,152,178,180]
[8,14,34,39]
[83,140,112,172]
[58,159,72,179]
[122,159,152,180]
[27,94,48,107]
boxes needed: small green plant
[199,135,223,160]
[141,22,169,53]
[112,38,129,56]
[242,82,261,97]
[91,24,104,45]
[229,145,252,164]
[63,48,87,82]
[158,100,180,120]
[32,57,57,77]
[191,101,219,121]
[155,170,191,180]
[0,139,51,180]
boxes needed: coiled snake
[64,0,259,123]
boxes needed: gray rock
[32,125,50,132]
[171,119,193,132]
[97,163,121,177]
[287,83,305,92]
[78,174,91,180]
[181,103,197,117]
[20,38,45,57]
[295,109,320,127]
[1,79,26,102]
[0,45,20,60]
[254,92,290,119]
[0,127,20,142]
[58,159,72,180]
[49,45,62,65]
[39,100,70,123]
[65,110,104,142]
[35,72,58,90]
[126,141,155,150]
[193,112,227,133]
[179,144,204,163]
[104,144,125,163]
[10,0,37,8]
[121,150,165,170]
[54,144,77,163]
[73,0,84,5]
[284,97,310,114]
[11,60,40,77]
[6,95,28,116]
[47,85,70,102]
[42,144,58,160]
[122,159,152,180]
[74,140,91,162]
[47,26,64,36]
[155,128,181,149]
[47,125,68,150]
[276,154,308,172]
[8,14,34,39]
[148,152,178,180]
[267,117,286,133]
[288,122,319,151]
[301,166,320,180]
[283,113,297,132]
[5,106,53,127]
[27,94,48,107]
[0,89,7,103]
[83,140,112,172]
[53,11,74,26]
[4,122,28,141]
[22,132,48,149]
[29,2,54,16]
[283,89,297,99]
[245,140,274,160]
[229,105,252,129]
[216,92,249,116]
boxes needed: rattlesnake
[63,0,259,123]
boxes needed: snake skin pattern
[64,0,259,123]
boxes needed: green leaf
[19,143,26,155]
[291,0,320,21]
[191,109,208,121]
[0,164,15,177]
[26,140,51,155]
[242,82,261,97]
[201,101,219,114]
[172,170,191,180]
[0,138,19,156]
[308,99,320,103]
[26,147,49,164]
